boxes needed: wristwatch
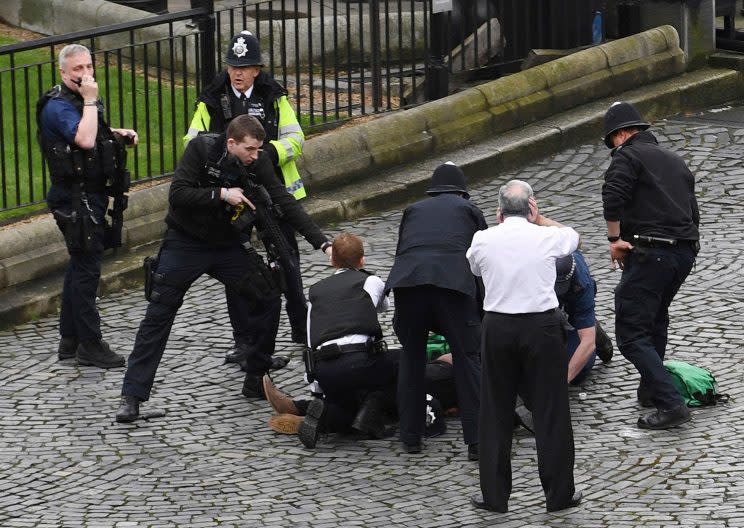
[321,241,332,252]
[607,235,620,243]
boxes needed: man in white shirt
[466,179,582,514]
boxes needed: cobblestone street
[1,109,743,527]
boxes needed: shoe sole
[77,358,125,368]
[269,414,302,435]
[299,400,324,448]
[58,353,76,361]
[637,413,692,430]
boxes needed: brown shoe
[262,375,299,415]
[268,414,303,435]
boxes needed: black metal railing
[0,0,597,218]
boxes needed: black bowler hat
[427,162,469,199]
[602,101,649,149]
[225,31,263,67]
[554,253,576,298]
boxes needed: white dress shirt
[231,85,255,99]
[466,216,579,314]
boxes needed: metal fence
[0,0,597,218]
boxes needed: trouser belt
[632,235,697,248]
[314,341,372,362]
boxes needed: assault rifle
[103,134,131,251]
[211,162,302,297]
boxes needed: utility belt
[632,235,699,251]
[304,338,387,382]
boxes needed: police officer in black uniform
[386,162,485,458]
[38,44,138,369]
[186,31,310,363]
[297,232,398,448]
[115,115,330,422]
[602,101,700,430]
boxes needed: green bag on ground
[426,333,449,360]
[664,360,729,407]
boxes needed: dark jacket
[602,131,699,241]
[197,70,284,143]
[386,193,487,297]
[165,134,326,248]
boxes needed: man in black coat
[602,101,700,430]
[115,115,330,423]
[386,162,486,458]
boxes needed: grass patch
[0,35,197,220]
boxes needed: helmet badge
[232,37,248,58]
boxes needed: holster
[236,245,281,309]
[53,207,100,253]
[143,254,159,302]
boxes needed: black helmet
[602,101,649,149]
[427,162,469,199]
[554,253,576,298]
[225,31,263,67]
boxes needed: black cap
[554,253,576,298]
[225,31,263,67]
[602,101,649,149]
[427,162,469,199]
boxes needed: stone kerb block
[476,68,548,108]
[300,127,372,189]
[423,90,492,151]
[549,69,615,114]
[363,110,433,169]
[534,46,609,88]
[608,50,686,92]
[599,26,676,68]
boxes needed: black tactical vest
[36,84,117,192]
[308,269,383,350]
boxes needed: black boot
[77,340,125,369]
[352,392,390,439]
[242,373,266,399]
[299,398,326,448]
[115,395,141,423]
[57,336,79,360]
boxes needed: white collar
[231,84,254,99]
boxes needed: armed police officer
[38,44,138,369]
[602,101,700,430]
[116,115,330,423]
[185,31,310,362]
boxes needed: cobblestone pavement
[2,110,744,528]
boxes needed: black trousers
[48,186,108,343]
[393,286,481,446]
[615,243,696,410]
[479,310,575,512]
[314,349,398,432]
[225,218,307,347]
[122,229,280,401]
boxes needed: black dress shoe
[224,347,246,364]
[594,321,614,363]
[637,404,691,430]
[115,395,141,423]
[467,443,479,461]
[299,398,325,448]
[470,494,507,513]
[57,336,79,360]
[77,340,125,369]
[402,441,422,454]
[270,356,289,371]
[547,490,582,512]
[242,374,266,399]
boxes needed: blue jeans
[614,243,696,410]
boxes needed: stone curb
[0,65,740,329]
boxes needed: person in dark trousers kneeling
[467,179,582,513]
[115,115,330,423]
[602,101,699,430]
[295,232,399,448]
